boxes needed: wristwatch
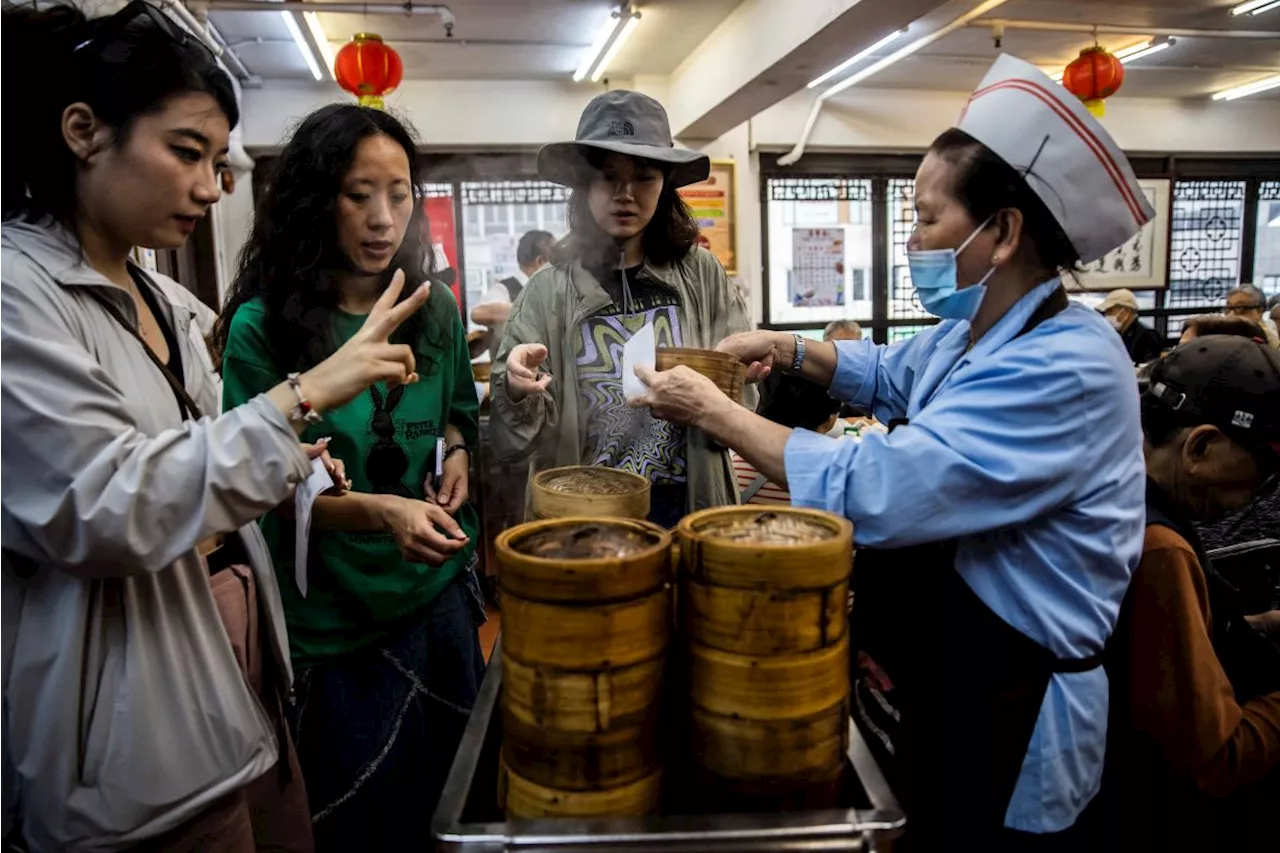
[790,334,806,373]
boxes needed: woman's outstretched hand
[505,343,552,403]
[298,269,429,413]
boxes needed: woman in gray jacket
[492,90,754,526]
[0,4,428,850]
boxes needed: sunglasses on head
[73,1,214,61]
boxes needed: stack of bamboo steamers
[497,466,667,818]
[680,506,854,806]
[496,465,853,819]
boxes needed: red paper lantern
[335,33,403,109]
[1061,46,1125,117]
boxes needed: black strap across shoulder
[84,281,204,422]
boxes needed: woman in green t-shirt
[211,104,484,851]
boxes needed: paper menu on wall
[294,456,335,597]
[622,323,656,402]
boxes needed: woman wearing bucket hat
[632,55,1153,844]
[489,90,754,527]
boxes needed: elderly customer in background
[1178,314,1266,346]
[823,319,863,342]
[1093,336,1280,853]
[1224,284,1279,349]
[1100,288,1163,364]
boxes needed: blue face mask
[907,217,996,321]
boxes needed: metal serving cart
[432,642,907,852]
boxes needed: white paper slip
[294,456,334,597]
[622,323,656,401]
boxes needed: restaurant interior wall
[226,77,1279,336]
[756,153,1280,346]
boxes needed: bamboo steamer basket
[501,587,670,670]
[689,633,849,721]
[530,466,650,521]
[502,652,663,734]
[503,710,658,790]
[679,506,853,590]
[691,700,848,782]
[655,347,746,404]
[500,754,662,819]
[681,578,849,655]
[497,518,672,603]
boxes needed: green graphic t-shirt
[221,288,479,665]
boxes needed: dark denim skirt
[287,567,487,851]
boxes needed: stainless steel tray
[432,640,906,852]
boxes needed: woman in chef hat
[633,55,1153,844]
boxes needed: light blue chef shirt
[785,278,1145,833]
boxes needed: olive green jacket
[490,247,756,515]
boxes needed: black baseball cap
[1146,335,1280,461]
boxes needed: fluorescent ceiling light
[590,13,639,82]
[1212,73,1280,100]
[807,29,905,89]
[281,11,322,81]
[817,0,1010,102]
[303,11,336,80]
[574,7,622,82]
[1230,0,1280,16]
[1049,38,1174,83]
[1114,38,1172,61]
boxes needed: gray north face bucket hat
[538,90,711,189]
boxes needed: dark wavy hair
[929,128,1081,275]
[2,1,238,222]
[212,103,442,374]
[551,149,700,269]
[757,373,842,431]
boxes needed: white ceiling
[828,0,1280,100]
[207,0,1279,101]
[209,0,743,82]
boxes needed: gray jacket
[489,247,756,514]
[1,220,311,851]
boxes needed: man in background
[1100,288,1163,365]
[823,319,863,342]
[471,229,555,360]
[1224,284,1279,349]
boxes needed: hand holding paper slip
[294,455,338,597]
[622,323,656,402]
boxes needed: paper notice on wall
[622,323,656,401]
[294,456,335,597]
[791,228,845,307]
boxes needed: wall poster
[1078,178,1171,291]
[678,158,737,274]
[791,228,845,307]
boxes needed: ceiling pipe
[202,1,456,34]
[205,21,262,85]
[778,0,1013,166]
[230,37,586,48]
[161,0,222,55]
[972,18,1280,39]
[908,52,1280,75]
[163,0,262,86]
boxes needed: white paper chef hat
[955,54,1154,264]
